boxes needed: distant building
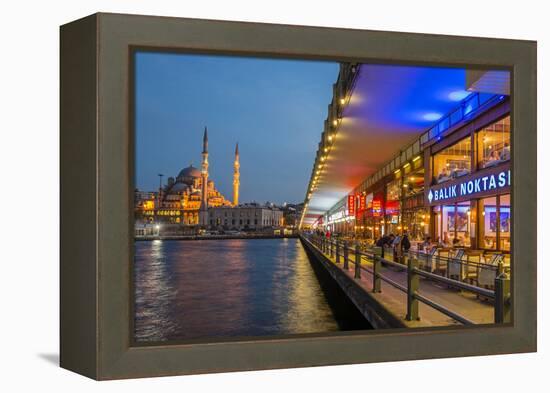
[281,202,304,228]
[208,203,283,231]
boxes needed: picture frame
[60,12,537,380]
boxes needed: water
[134,238,371,342]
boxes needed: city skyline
[135,51,339,204]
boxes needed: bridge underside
[303,64,474,226]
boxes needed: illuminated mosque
[135,127,240,225]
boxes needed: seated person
[485,150,500,166]
[452,237,464,247]
[420,236,432,252]
[500,142,511,161]
[437,167,450,182]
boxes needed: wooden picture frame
[60,12,536,380]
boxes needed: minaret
[199,127,209,226]
[233,142,240,206]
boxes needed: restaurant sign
[347,194,356,216]
[372,199,382,217]
[357,194,367,213]
[428,167,511,205]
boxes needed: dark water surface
[134,238,371,342]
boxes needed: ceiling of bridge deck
[303,64,472,226]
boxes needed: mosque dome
[177,165,201,179]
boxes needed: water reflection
[134,238,370,342]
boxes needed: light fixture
[328,134,333,142]
[413,156,421,162]
[340,98,345,105]
[332,119,338,126]
[404,163,410,168]
[324,147,328,153]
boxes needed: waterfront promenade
[300,235,498,328]
[135,233,298,241]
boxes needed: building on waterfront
[281,202,304,229]
[135,127,239,227]
[208,203,283,231]
[301,63,511,254]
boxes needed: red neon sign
[347,195,355,216]
[372,199,382,217]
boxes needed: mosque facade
[134,127,238,226]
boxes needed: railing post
[354,243,361,279]
[372,246,382,293]
[343,242,349,270]
[336,241,340,263]
[494,272,511,324]
[330,240,334,258]
[406,257,420,321]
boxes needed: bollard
[406,257,420,321]
[494,272,511,323]
[343,242,349,270]
[336,241,340,264]
[354,243,361,279]
[372,247,382,293]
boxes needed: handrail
[413,268,495,298]
[414,293,475,325]
[303,234,509,325]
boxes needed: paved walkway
[306,238,494,328]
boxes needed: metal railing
[305,235,511,325]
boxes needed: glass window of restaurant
[433,137,471,184]
[385,179,401,235]
[433,201,472,248]
[401,166,428,241]
[477,115,511,169]
[479,194,510,252]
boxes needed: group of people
[485,142,510,166]
[375,231,411,258]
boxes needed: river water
[134,238,371,342]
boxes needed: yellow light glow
[332,119,338,126]
[324,147,328,153]
[340,98,345,105]
[394,169,401,174]
[328,135,333,142]
[404,163,410,168]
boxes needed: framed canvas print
[60,13,537,380]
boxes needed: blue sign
[428,169,511,203]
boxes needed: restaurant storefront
[333,91,510,252]
[426,114,511,252]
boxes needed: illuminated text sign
[428,169,511,203]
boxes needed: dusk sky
[135,51,339,205]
